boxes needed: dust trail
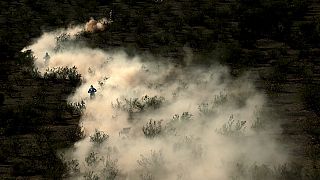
[23,15,112,70]
[24,25,288,180]
[85,17,111,32]
[86,11,113,32]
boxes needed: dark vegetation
[0,0,320,178]
[142,119,162,138]
[0,51,83,178]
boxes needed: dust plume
[23,14,112,68]
[23,25,289,180]
[86,11,113,32]
[85,17,110,32]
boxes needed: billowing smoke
[24,24,289,180]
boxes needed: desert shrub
[173,136,203,159]
[137,151,166,178]
[273,163,303,180]
[165,112,193,135]
[90,129,109,145]
[68,125,85,143]
[213,92,228,106]
[59,153,80,177]
[198,102,212,116]
[140,173,154,180]
[54,33,74,52]
[302,161,320,180]
[112,95,165,114]
[217,115,246,136]
[44,66,82,86]
[101,156,119,180]
[64,158,80,175]
[250,164,274,180]
[66,100,86,115]
[27,67,42,79]
[251,116,264,132]
[198,92,228,116]
[250,108,266,132]
[82,151,119,180]
[231,162,304,180]
[174,112,192,122]
[142,119,162,138]
[85,152,100,167]
[142,95,165,110]
[84,171,99,180]
[123,98,144,113]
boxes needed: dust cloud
[85,17,111,32]
[23,24,289,180]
